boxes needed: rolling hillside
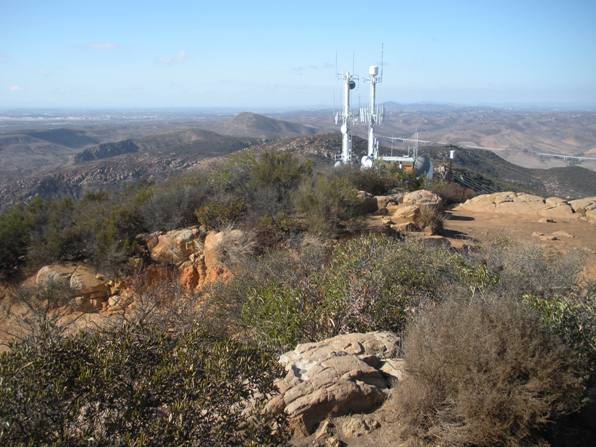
[210,112,319,139]
[419,145,596,198]
[0,128,256,209]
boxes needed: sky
[1,0,595,109]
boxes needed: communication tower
[334,72,358,166]
[360,64,384,168]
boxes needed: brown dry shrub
[214,226,257,269]
[415,205,445,234]
[396,296,589,447]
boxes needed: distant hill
[214,112,319,139]
[137,128,255,156]
[0,134,78,180]
[0,128,255,209]
[419,145,596,198]
[26,128,99,148]
[2,128,594,211]
[74,139,140,163]
[279,107,596,171]
[532,166,596,199]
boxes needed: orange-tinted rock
[150,227,202,265]
[178,260,200,291]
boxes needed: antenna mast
[335,71,358,165]
[360,45,384,168]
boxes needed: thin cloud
[157,50,188,65]
[8,85,23,92]
[87,42,117,50]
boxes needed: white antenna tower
[360,44,385,168]
[334,70,358,166]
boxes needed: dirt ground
[443,207,596,280]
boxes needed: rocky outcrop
[267,331,404,436]
[569,196,596,224]
[145,226,245,292]
[402,189,442,208]
[372,190,443,234]
[35,264,109,311]
[569,197,596,214]
[374,193,403,210]
[456,192,595,222]
[148,227,203,265]
[73,139,139,163]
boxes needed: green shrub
[209,150,311,218]
[339,162,422,195]
[395,296,589,447]
[293,172,363,234]
[242,283,309,349]
[0,323,288,446]
[210,234,495,350]
[0,205,32,279]
[314,234,492,335]
[522,291,596,367]
[138,181,209,232]
[414,205,445,234]
[195,198,246,230]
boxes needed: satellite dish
[348,80,356,90]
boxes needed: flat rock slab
[269,331,403,436]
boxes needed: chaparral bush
[395,296,590,447]
[0,321,288,446]
[209,234,496,350]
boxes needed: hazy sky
[1,0,595,109]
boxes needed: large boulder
[203,229,243,285]
[35,264,77,290]
[457,192,589,222]
[149,227,202,265]
[36,264,108,297]
[388,204,420,223]
[35,264,110,311]
[402,190,442,208]
[69,266,108,297]
[170,228,248,292]
[569,196,596,214]
[374,193,403,210]
[586,209,596,224]
[540,197,575,219]
[495,192,546,215]
[267,331,403,436]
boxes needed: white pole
[366,65,380,164]
[341,73,352,164]
[368,76,375,158]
